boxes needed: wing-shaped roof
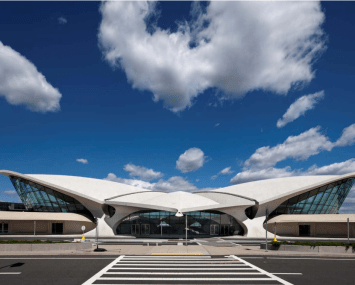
[1,170,354,212]
[212,174,355,204]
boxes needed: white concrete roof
[0,211,93,222]
[268,214,355,223]
[1,170,354,213]
[108,191,220,212]
[213,175,355,204]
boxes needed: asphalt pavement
[0,255,354,285]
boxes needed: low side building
[265,214,355,238]
[0,211,95,235]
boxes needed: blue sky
[0,1,355,213]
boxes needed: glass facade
[9,176,94,221]
[270,178,355,218]
[116,210,244,237]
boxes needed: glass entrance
[220,225,229,235]
[131,224,140,235]
[141,224,150,235]
[117,210,244,237]
[210,224,219,235]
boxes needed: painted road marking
[82,255,298,284]
[231,255,293,285]
[0,272,21,274]
[151,252,204,255]
[81,255,125,285]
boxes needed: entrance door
[52,223,63,234]
[299,225,311,237]
[131,224,140,235]
[141,224,150,235]
[210,225,219,235]
[220,225,229,236]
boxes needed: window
[0,223,9,234]
[9,176,94,222]
[270,178,355,218]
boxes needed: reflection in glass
[270,178,355,218]
[116,210,244,237]
[9,176,94,221]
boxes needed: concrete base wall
[0,242,92,251]
[260,243,355,254]
[266,222,355,238]
[0,220,95,235]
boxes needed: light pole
[265,208,267,251]
[94,217,106,252]
[175,210,186,245]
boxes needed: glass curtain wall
[9,176,94,221]
[270,178,355,218]
[116,210,244,237]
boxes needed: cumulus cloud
[0,41,62,112]
[245,126,333,169]
[307,158,355,175]
[105,173,154,189]
[334,123,355,147]
[231,158,355,184]
[58,17,67,24]
[124,163,163,181]
[232,123,355,184]
[98,1,325,112]
[277,91,324,128]
[3,190,17,196]
[104,173,212,193]
[211,166,234,180]
[230,167,295,184]
[176,147,206,173]
[76,158,88,164]
[244,124,355,171]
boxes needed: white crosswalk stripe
[82,255,294,285]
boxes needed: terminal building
[0,169,354,238]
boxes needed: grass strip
[271,241,355,249]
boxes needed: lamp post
[265,208,267,251]
[94,218,106,252]
[175,210,186,245]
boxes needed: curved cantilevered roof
[1,170,354,213]
[202,173,355,205]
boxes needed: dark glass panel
[269,178,355,218]
[116,210,244,237]
[9,176,94,221]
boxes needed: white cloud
[76,158,88,164]
[277,91,324,128]
[245,126,333,169]
[176,147,206,173]
[98,1,325,112]
[334,123,355,147]
[307,158,355,175]
[244,124,355,171]
[211,166,234,180]
[104,173,212,193]
[123,163,163,181]
[0,41,62,112]
[214,123,220,127]
[230,158,355,185]
[3,190,17,196]
[58,17,67,25]
[104,173,154,189]
[230,166,295,184]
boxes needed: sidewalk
[1,244,355,257]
